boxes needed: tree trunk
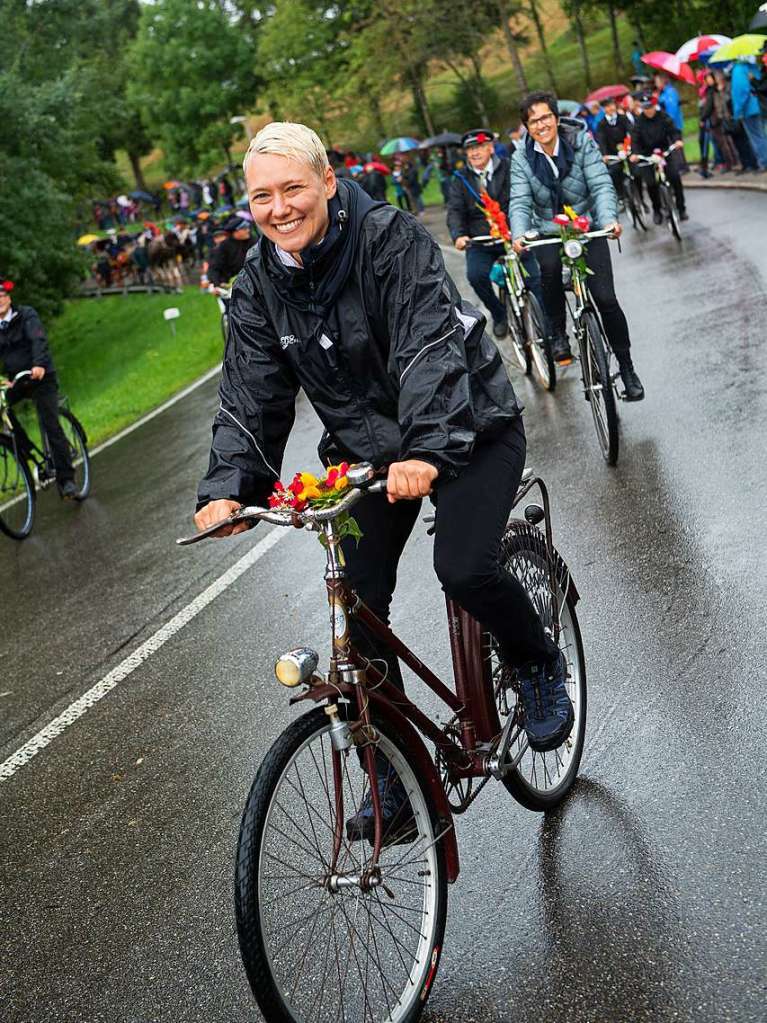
[367,89,386,142]
[607,2,624,75]
[127,149,147,191]
[527,0,558,93]
[407,64,436,137]
[469,53,492,123]
[498,1,528,94]
[571,3,592,90]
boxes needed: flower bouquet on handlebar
[478,190,557,391]
[267,461,363,545]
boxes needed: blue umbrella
[380,137,421,154]
[129,190,156,202]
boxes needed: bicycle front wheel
[628,178,647,231]
[491,520,587,811]
[236,706,448,1023]
[582,311,619,465]
[505,292,532,375]
[661,183,681,241]
[58,410,91,500]
[523,291,556,392]
[0,437,35,539]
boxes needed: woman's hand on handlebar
[512,237,526,255]
[194,498,251,538]
[606,222,622,239]
[386,460,438,504]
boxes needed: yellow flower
[298,484,322,502]
[563,205,578,221]
[334,476,349,492]
[300,472,319,487]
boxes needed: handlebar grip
[176,510,247,546]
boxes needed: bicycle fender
[291,683,460,884]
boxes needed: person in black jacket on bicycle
[194,122,573,830]
[630,96,688,224]
[447,129,543,339]
[0,280,76,498]
[595,97,633,201]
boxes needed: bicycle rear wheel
[58,409,91,500]
[523,291,556,392]
[0,437,35,539]
[661,183,681,241]
[489,520,586,811]
[582,311,619,465]
[236,706,448,1023]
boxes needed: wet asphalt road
[2,189,766,1023]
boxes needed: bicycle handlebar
[465,235,504,248]
[178,474,388,546]
[0,370,33,393]
[520,228,616,250]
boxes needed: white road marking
[0,524,287,781]
[90,363,222,456]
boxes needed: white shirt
[534,137,561,178]
[1,307,15,326]
[275,246,302,268]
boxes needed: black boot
[618,355,645,402]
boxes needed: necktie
[478,168,488,191]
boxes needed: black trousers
[607,161,626,200]
[9,375,74,483]
[536,236,631,356]
[340,418,558,691]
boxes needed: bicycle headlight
[275,647,319,687]
[564,239,583,259]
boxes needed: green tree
[0,67,117,318]
[128,0,260,174]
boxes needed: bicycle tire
[505,291,532,375]
[661,184,681,241]
[628,179,647,231]
[235,706,448,1023]
[0,437,36,539]
[582,311,619,465]
[491,520,587,811]
[523,291,556,392]
[58,409,91,500]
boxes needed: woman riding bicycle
[0,279,77,498]
[510,91,645,402]
[194,122,574,830]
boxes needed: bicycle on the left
[0,370,91,539]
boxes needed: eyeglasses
[528,113,557,128]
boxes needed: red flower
[479,190,512,243]
[1,281,14,293]
[553,214,570,227]
[574,216,590,232]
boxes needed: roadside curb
[685,173,767,194]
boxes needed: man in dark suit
[448,129,544,340]
[595,97,633,201]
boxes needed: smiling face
[246,153,337,254]
[526,102,559,149]
[0,290,11,317]
[466,141,494,171]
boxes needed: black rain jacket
[0,305,55,378]
[197,178,522,508]
[207,236,253,287]
[631,111,681,156]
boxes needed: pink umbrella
[585,84,630,104]
[675,34,731,63]
[641,51,696,85]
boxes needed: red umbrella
[675,35,731,63]
[585,84,630,104]
[365,161,391,175]
[641,51,696,85]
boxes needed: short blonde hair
[243,122,330,178]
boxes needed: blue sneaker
[345,761,416,846]
[516,651,574,752]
